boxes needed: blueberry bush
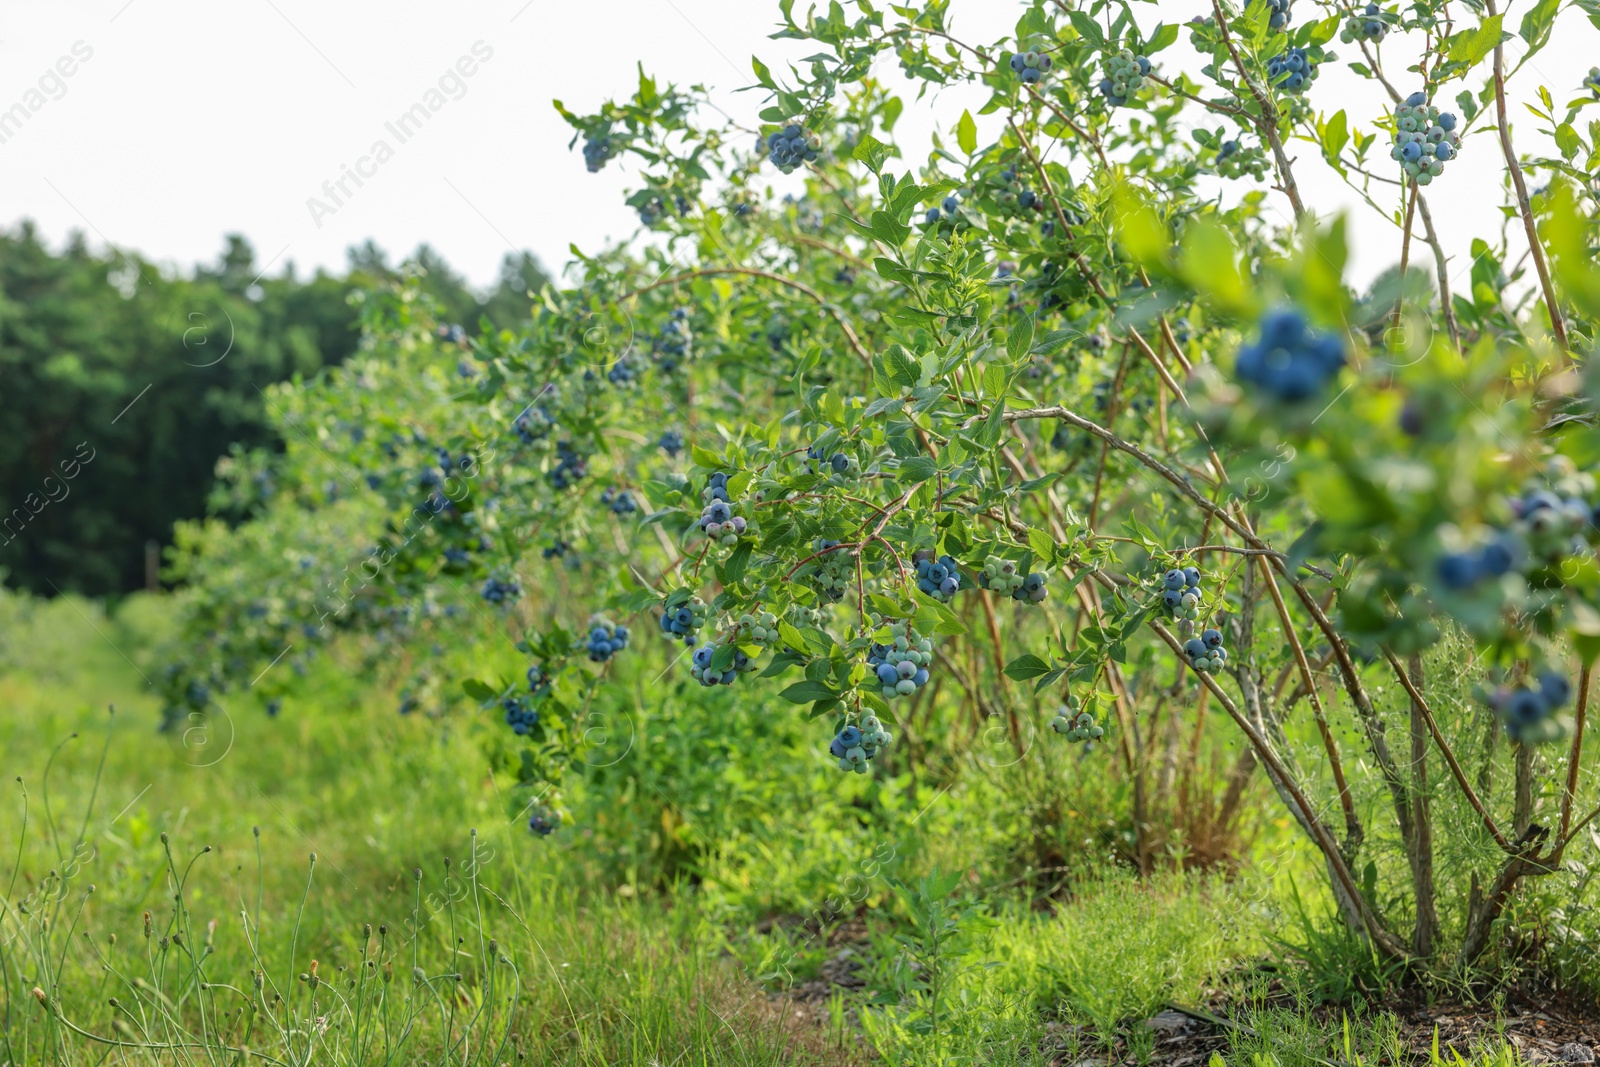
[163,0,1600,976]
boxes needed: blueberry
[1163,569,1185,590]
[1505,688,1547,725]
[1436,553,1481,590]
[1202,628,1223,648]
[1479,540,1514,576]
[1540,671,1571,707]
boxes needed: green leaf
[1320,109,1349,165]
[852,133,893,175]
[461,679,499,702]
[880,345,921,388]
[982,362,1007,398]
[976,401,1005,449]
[1147,23,1179,52]
[1178,218,1247,311]
[956,109,977,155]
[1555,122,1580,160]
[1026,528,1056,564]
[1111,182,1169,270]
[778,621,810,652]
[871,210,911,247]
[1068,10,1106,47]
[1004,654,1053,682]
[1006,313,1034,361]
[751,56,776,88]
[779,680,841,704]
[898,456,938,483]
[1517,0,1559,49]
[1448,13,1503,66]
[722,542,752,584]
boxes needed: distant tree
[0,225,547,596]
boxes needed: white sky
[0,0,1591,293]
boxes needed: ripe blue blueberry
[586,619,630,662]
[582,134,615,173]
[767,124,822,173]
[1233,307,1347,402]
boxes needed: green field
[8,0,1600,1062]
[4,591,1593,1065]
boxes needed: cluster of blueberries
[583,134,614,173]
[810,538,854,602]
[1099,49,1152,107]
[605,357,637,386]
[548,440,588,490]
[1161,567,1204,620]
[1266,0,1292,30]
[1390,92,1460,186]
[527,664,551,696]
[1436,467,1599,593]
[1489,671,1571,742]
[514,404,556,445]
[1214,138,1269,180]
[659,596,708,646]
[638,194,691,226]
[924,194,962,226]
[482,576,522,604]
[913,551,962,602]
[830,715,893,773]
[1050,697,1104,742]
[503,695,540,736]
[732,610,781,647]
[1588,67,1600,96]
[868,619,934,700]
[979,555,1049,603]
[435,323,468,345]
[994,167,1042,215]
[654,309,691,372]
[689,641,757,686]
[1267,47,1318,93]
[528,808,561,836]
[704,470,732,504]
[806,444,857,477]
[543,539,570,560]
[659,429,684,457]
[1435,536,1516,590]
[1184,628,1229,673]
[601,487,639,516]
[586,619,630,662]
[1234,308,1347,402]
[1339,3,1388,42]
[767,125,822,173]
[1007,48,1053,84]
[699,499,748,546]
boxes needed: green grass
[0,591,1566,1065]
[0,593,852,1066]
